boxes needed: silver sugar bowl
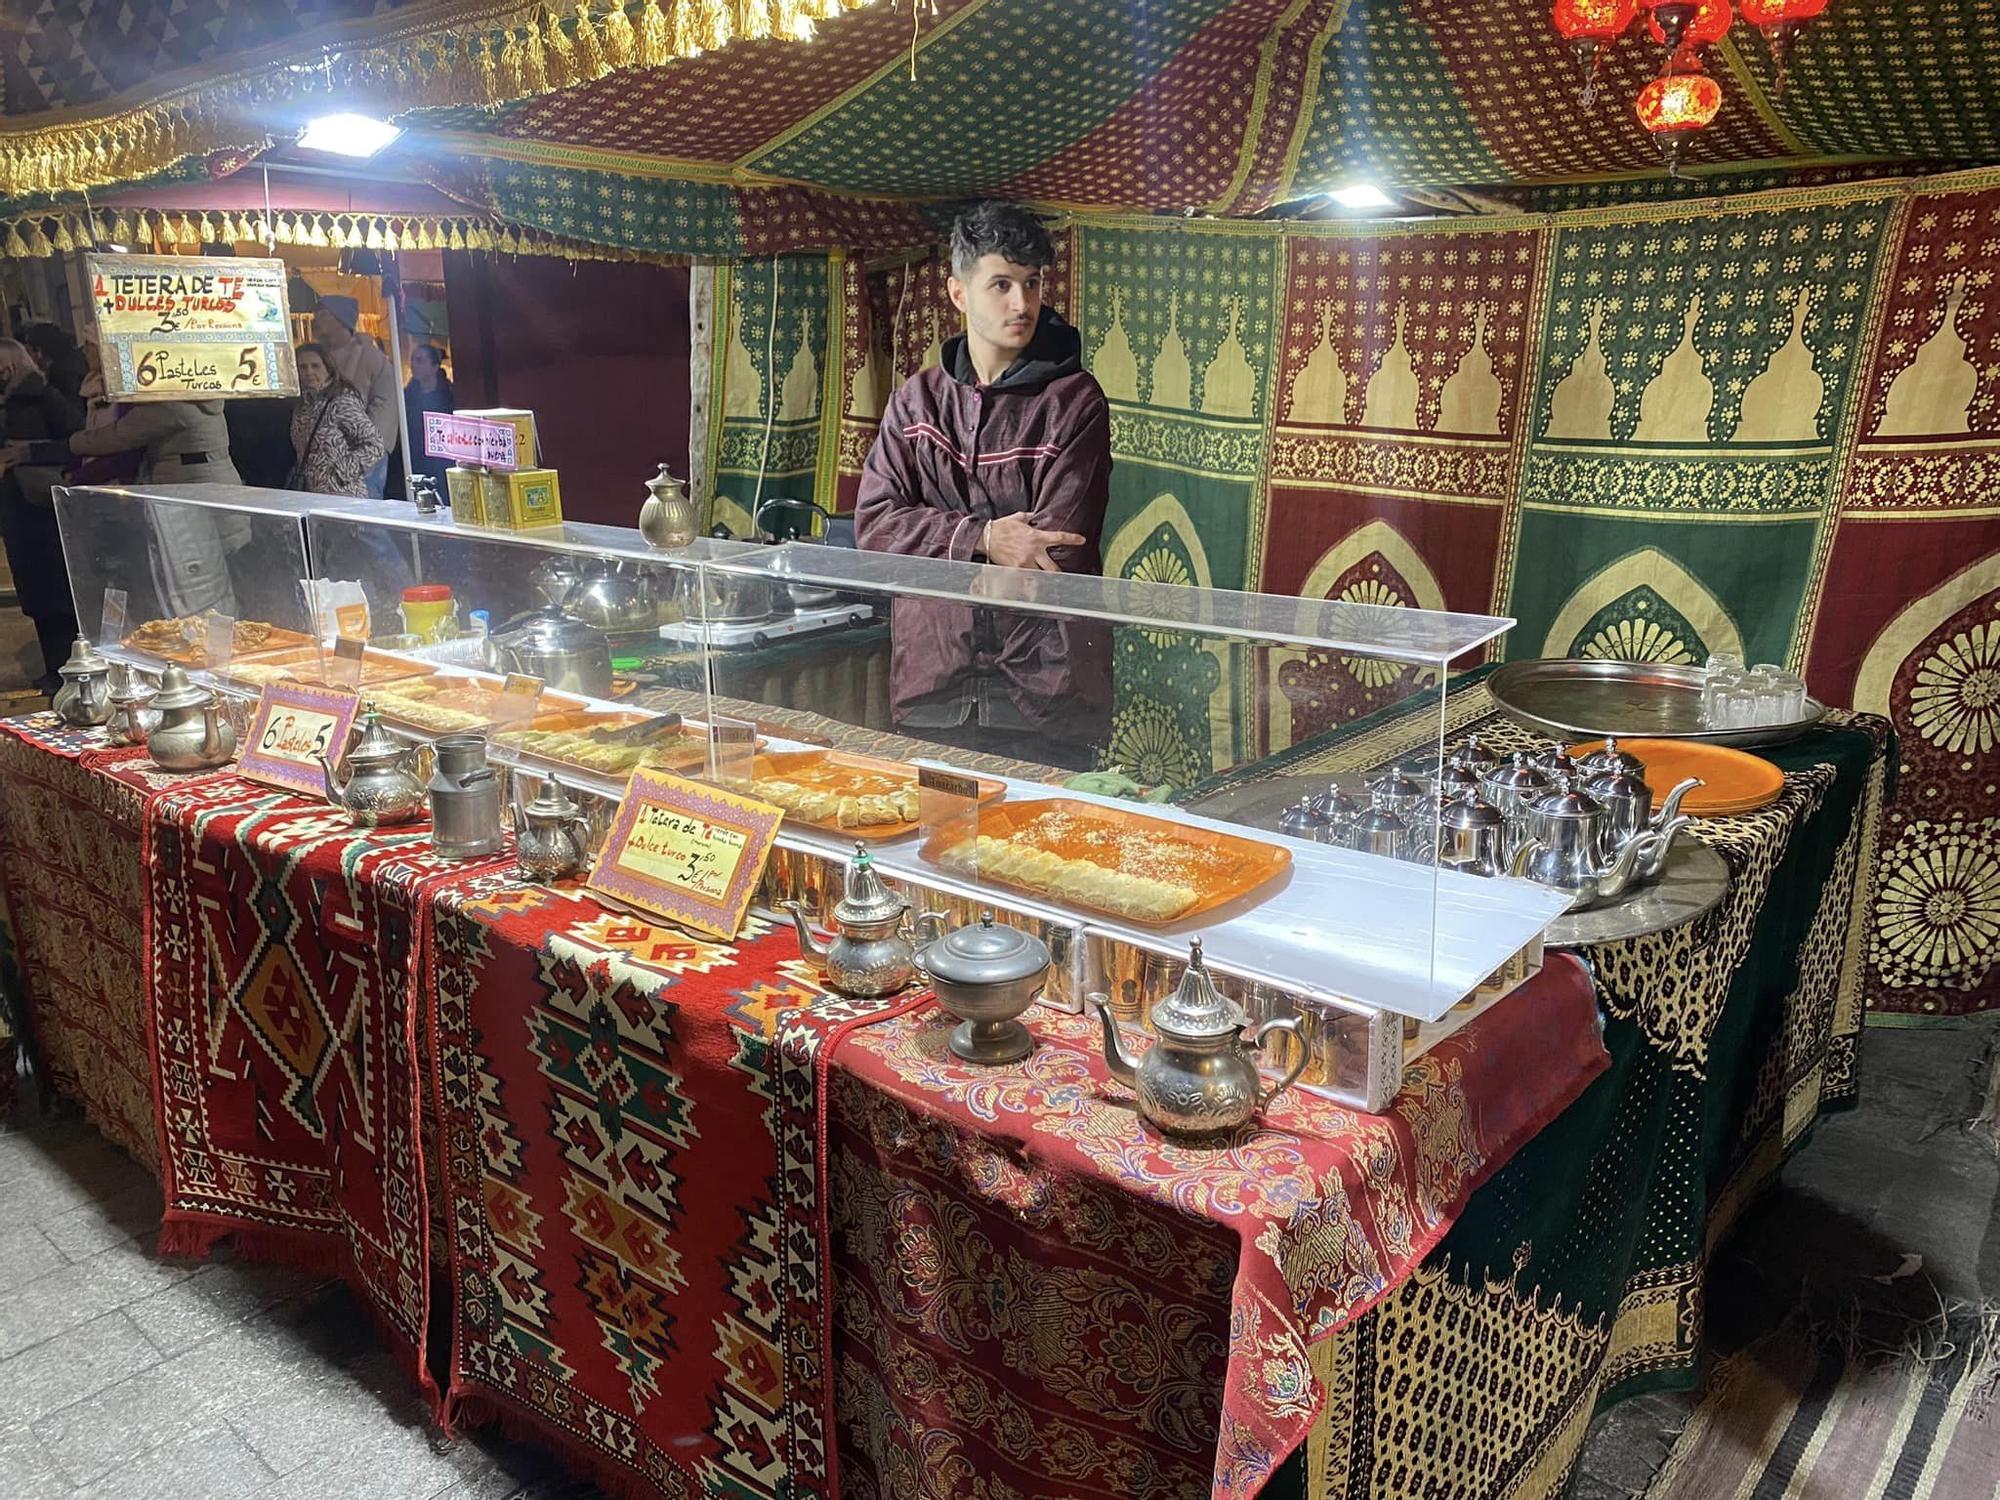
[917,911,1050,1065]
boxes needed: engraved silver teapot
[787,844,943,998]
[146,666,236,771]
[103,665,161,747]
[1090,939,1306,1139]
[51,637,113,726]
[319,707,426,826]
[512,774,593,884]
[1509,781,1659,912]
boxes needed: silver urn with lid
[429,734,504,859]
[1090,939,1307,1139]
[52,636,113,726]
[787,844,937,998]
[917,911,1051,1064]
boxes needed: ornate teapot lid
[833,844,907,927]
[1529,783,1604,822]
[1484,750,1552,794]
[345,706,409,767]
[922,911,1049,987]
[109,670,156,706]
[58,636,110,678]
[1440,792,1506,831]
[151,664,211,713]
[1307,785,1359,824]
[1277,800,1323,837]
[523,775,585,820]
[1577,735,1646,779]
[1151,939,1249,1041]
[1434,761,1482,799]
[1539,747,1583,782]
[1370,768,1426,802]
[1449,734,1501,773]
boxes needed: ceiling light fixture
[1328,183,1394,210]
[296,113,403,158]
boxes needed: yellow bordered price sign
[588,768,783,941]
[238,682,361,798]
[87,253,297,402]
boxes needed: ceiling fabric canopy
[4,0,1998,226]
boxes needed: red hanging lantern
[1644,0,1733,50]
[1739,0,1828,93]
[1636,47,1723,174]
[1552,0,1641,103]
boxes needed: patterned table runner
[822,963,1605,1500]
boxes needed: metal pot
[562,559,659,632]
[918,911,1051,1064]
[678,566,779,625]
[486,609,614,697]
[529,555,585,611]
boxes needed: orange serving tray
[220,645,435,689]
[1571,737,1785,816]
[920,797,1291,926]
[748,749,1004,841]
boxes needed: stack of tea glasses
[1699,653,1808,729]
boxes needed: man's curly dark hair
[949,201,1053,278]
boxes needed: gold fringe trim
[0,0,885,197]
[0,205,689,266]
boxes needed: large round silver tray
[1487,659,1824,749]
[1545,840,1731,948]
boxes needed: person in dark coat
[404,343,455,487]
[854,201,1112,771]
[0,337,86,692]
[19,322,88,403]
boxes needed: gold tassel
[497,28,525,97]
[51,218,75,253]
[4,224,30,258]
[699,0,732,50]
[24,220,53,257]
[502,225,522,254]
[448,221,467,251]
[274,213,295,245]
[573,2,607,78]
[365,219,385,250]
[541,5,577,89]
[300,216,322,247]
[671,0,704,56]
[413,220,433,251]
[740,1,773,41]
[601,0,636,65]
[131,211,153,246]
[472,35,500,104]
[389,221,407,252]
[635,0,669,63]
[108,213,132,243]
[521,18,550,91]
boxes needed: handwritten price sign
[238,682,361,798]
[87,253,297,402]
[588,768,782,940]
[421,412,519,470]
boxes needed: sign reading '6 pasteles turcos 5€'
[86,253,298,402]
[589,769,783,941]
[238,682,361,798]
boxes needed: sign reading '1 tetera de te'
[87,253,298,402]
[588,769,782,940]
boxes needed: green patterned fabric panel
[752,0,1235,194]
[711,255,832,535]
[1292,0,1505,192]
[1754,0,2000,161]
[480,160,745,257]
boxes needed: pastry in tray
[495,712,710,776]
[221,647,434,690]
[745,750,1000,838]
[124,615,312,666]
[926,799,1290,925]
[365,675,509,733]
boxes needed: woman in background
[0,336,84,692]
[290,342,386,497]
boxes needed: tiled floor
[1,1022,1992,1498]
[0,1093,603,1500]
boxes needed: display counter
[54,482,1571,1111]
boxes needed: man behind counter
[854,201,1111,771]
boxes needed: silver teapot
[1448,734,1501,778]
[103,666,161,748]
[787,844,943,998]
[917,911,1050,1065]
[1480,751,1553,821]
[146,666,236,771]
[1347,788,1414,860]
[1582,760,1702,859]
[1090,938,1306,1139]
[1438,792,1508,877]
[319,707,426,826]
[51,637,113,726]
[513,774,593,884]
[1509,781,1659,912]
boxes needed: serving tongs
[587,712,684,747]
